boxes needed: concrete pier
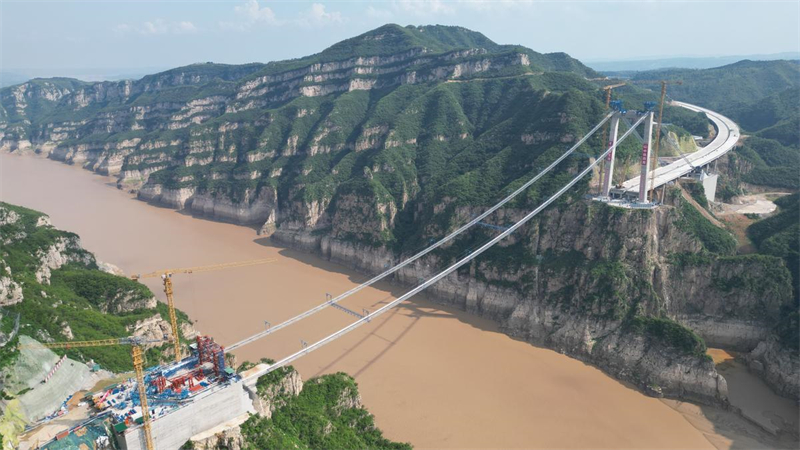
[119,379,254,450]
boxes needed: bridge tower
[637,111,655,203]
[601,113,621,198]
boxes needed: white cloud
[112,23,133,34]
[395,0,455,16]
[174,21,199,34]
[238,0,279,24]
[142,20,168,35]
[220,0,279,30]
[221,1,345,31]
[366,6,394,19]
[386,0,540,16]
[297,3,344,27]
[114,19,198,36]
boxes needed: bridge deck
[613,101,739,195]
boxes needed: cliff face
[1,24,793,404]
[0,202,192,372]
[0,25,602,236]
[272,193,792,405]
[747,340,800,404]
[199,365,406,450]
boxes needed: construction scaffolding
[35,336,243,450]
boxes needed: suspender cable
[227,112,614,352]
[244,113,647,380]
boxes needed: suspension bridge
[38,101,738,450]
[228,100,738,383]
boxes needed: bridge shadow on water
[252,236,495,375]
[253,237,799,449]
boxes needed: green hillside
[0,24,615,254]
[631,60,799,194]
[239,369,410,450]
[747,194,800,350]
[0,203,189,376]
[631,60,800,111]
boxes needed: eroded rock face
[270,199,790,405]
[190,187,278,225]
[126,315,173,347]
[745,339,799,401]
[0,26,589,246]
[191,425,246,450]
[199,368,365,448]
[102,291,158,314]
[250,368,304,419]
[35,236,94,284]
[97,260,125,276]
[0,265,23,306]
[331,193,397,244]
[124,315,199,354]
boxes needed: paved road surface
[616,101,740,195]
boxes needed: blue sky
[2,0,799,76]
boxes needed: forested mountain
[632,60,799,193]
[631,60,800,111]
[0,203,191,376]
[0,24,607,251]
[728,87,800,147]
[1,24,796,404]
[589,52,800,72]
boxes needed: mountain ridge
[1,24,796,407]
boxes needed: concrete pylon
[601,113,621,198]
[638,112,655,203]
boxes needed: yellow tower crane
[628,79,684,199]
[20,336,165,450]
[595,79,684,198]
[598,82,628,193]
[131,258,277,362]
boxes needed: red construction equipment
[196,335,226,377]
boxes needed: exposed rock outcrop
[102,291,158,314]
[0,265,23,306]
[126,315,199,352]
[190,420,247,450]
[745,339,800,401]
[0,25,595,243]
[126,315,174,347]
[34,236,93,284]
[249,367,304,419]
[270,198,790,405]
[198,368,369,449]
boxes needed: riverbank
[1,152,795,449]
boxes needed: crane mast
[19,336,164,450]
[594,79,683,200]
[648,80,683,200]
[131,258,277,363]
[131,345,155,450]
[598,82,627,194]
[162,274,182,363]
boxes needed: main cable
[228,112,614,352]
[243,112,647,378]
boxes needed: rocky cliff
[192,363,406,450]
[0,24,606,235]
[1,24,794,405]
[271,190,793,405]
[0,202,193,373]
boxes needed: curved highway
[617,101,740,194]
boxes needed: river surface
[0,153,788,449]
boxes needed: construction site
[35,335,255,450]
[10,263,277,450]
[11,79,748,450]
